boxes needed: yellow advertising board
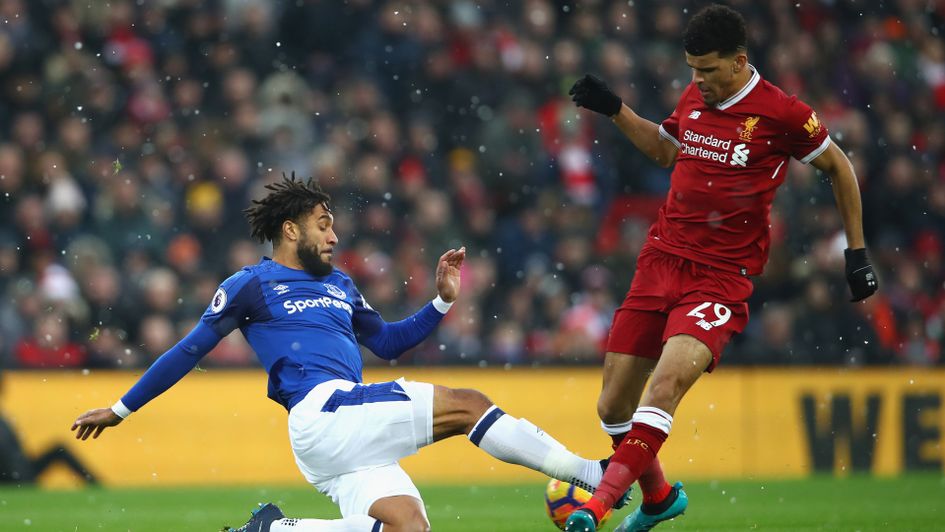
[2,367,942,487]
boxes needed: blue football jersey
[119,256,445,413]
[202,258,408,409]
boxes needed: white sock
[468,406,603,492]
[270,515,380,531]
[632,406,673,435]
[601,419,633,436]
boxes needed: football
[544,479,612,530]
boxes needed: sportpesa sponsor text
[284,296,354,315]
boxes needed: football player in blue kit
[72,175,621,532]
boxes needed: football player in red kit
[564,4,878,532]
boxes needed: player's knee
[402,514,431,532]
[461,388,493,416]
[597,398,627,425]
[451,388,493,430]
[390,508,430,532]
[597,392,636,424]
[645,376,686,410]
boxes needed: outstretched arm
[71,322,222,440]
[611,105,679,168]
[569,74,678,168]
[811,141,878,301]
[355,247,465,359]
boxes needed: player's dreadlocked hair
[683,4,747,57]
[244,172,331,245]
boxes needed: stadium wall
[4,368,942,488]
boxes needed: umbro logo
[273,284,290,295]
[688,110,701,119]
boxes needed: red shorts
[605,245,754,371]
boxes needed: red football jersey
[651,67,830,276]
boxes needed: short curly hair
[244,172,331,245]
[683,4,747,57]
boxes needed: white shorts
[287,378,435,516]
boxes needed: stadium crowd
[0,0,942,370]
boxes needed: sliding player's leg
[367,494,429,532]
[234,464,425,531]
[309,465,427,532]
[226,503,285,532]
[261,379,435,531]
[226,501,386,532]
[259,374,630,531]
[430,384,610,494]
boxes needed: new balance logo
[688,110,701,119]
[730,143,750,167]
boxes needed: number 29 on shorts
[686,302,732,331]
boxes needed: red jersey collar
[716,65,760,111]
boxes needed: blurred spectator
[735,303,798,365]
[203,331,255,367]
[85,325,139,369]
[0,1,941,369]
[791,275,887,366]
[14,313,86,369]
[897,311,941,365]
[137,314,176,363]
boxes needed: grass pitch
[1,475,942,531]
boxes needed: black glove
[568,74,622,117]
[844,248,878,302]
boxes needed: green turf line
[1,475,942,531]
